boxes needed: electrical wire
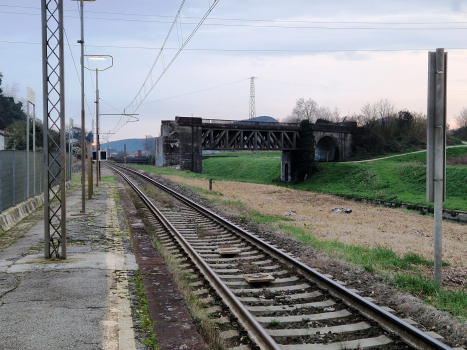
[3,4,467,25]
[142,79,247,105]
[4,10,467,29]
[63,27,94,120]
[110,0,220,138]
[3,41,467,53]
[98,78,248,114]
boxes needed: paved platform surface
[0,182,141,350]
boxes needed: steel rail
[110,165,281,350]
[108,162,453,350]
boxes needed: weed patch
[129,270,159,349]
[391,274,467,318]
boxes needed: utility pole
[84,55,113,183]
[69,118,74,179]
[249,77,257,119]
[427,48,447,288]
[26,87,35,198]
[76,0,95,213]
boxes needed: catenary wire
[3,5,467,25]
[3,41,467,53]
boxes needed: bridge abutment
[281,151,293,182]
[159,117,203,173]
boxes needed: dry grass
[164,175,467,267]
[447,156,467,165]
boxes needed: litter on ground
[332,208,352,214]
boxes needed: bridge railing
[202,119,301,128]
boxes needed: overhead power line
[63,28,94,120]
[4,11,467,31]
[98,78,248,114]
[4,41,467,53]
[106,0,220,137]
[3,4,467,25]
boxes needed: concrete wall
[314,131,352,161]
[155,136,164,166]
[281,151,292,182]
[160,117,203,173]
[0,135,4,151]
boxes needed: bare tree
[1,81,27,113]
[284,98,318,123]
[456,107,467,129]
[316,106,341,123]
[2,82,20,99]
[360,98,396,124]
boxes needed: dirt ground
[164,175,466,268]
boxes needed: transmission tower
[249,77,257,119]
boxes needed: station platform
[0,172,206,350]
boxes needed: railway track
[106,162,454,350]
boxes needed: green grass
[122,152,467,320]
[130,270,159,349]
[274,222,442,271]
[101,175,118,184]
[203,154,281,184]
[392,274,467,318]
[255,219,466,319]
[128,164,206,179]
[200,147,467,212]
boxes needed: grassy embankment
[128,148,467,320]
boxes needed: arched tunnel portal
[315,136,339,161]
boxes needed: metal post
[79,0,86,213]
[96,69,100,184]
[12,151,16,206]
[427,48,447,287]
[88,143,92,199]
[41,0,67,259]
[26,101,30,198]
[33,103,36,194]
[69,118,74,182]
[27,87,36,195]
[59,6,67,259]
[124,144,126,164]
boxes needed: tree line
[284,97,465,160]
[0,72,93,152]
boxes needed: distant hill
[246,116,279,123]
[102,138,146,153]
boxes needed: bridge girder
[201,129,300,151]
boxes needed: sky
[1,0,467,143]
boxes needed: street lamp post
[84,55,113,186]
[26,87,35,198]
[75,0,95,213]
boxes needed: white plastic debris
[331,208,352,214]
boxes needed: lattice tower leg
[41,0,67,259]
[249,77,256,120]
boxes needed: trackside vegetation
[126,147,467,320]
[200,147,467,212]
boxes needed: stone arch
[315,135,339,161]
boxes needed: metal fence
[0,150,72,213]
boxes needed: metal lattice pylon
[41,0,67,259]
[249,77,256,119]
